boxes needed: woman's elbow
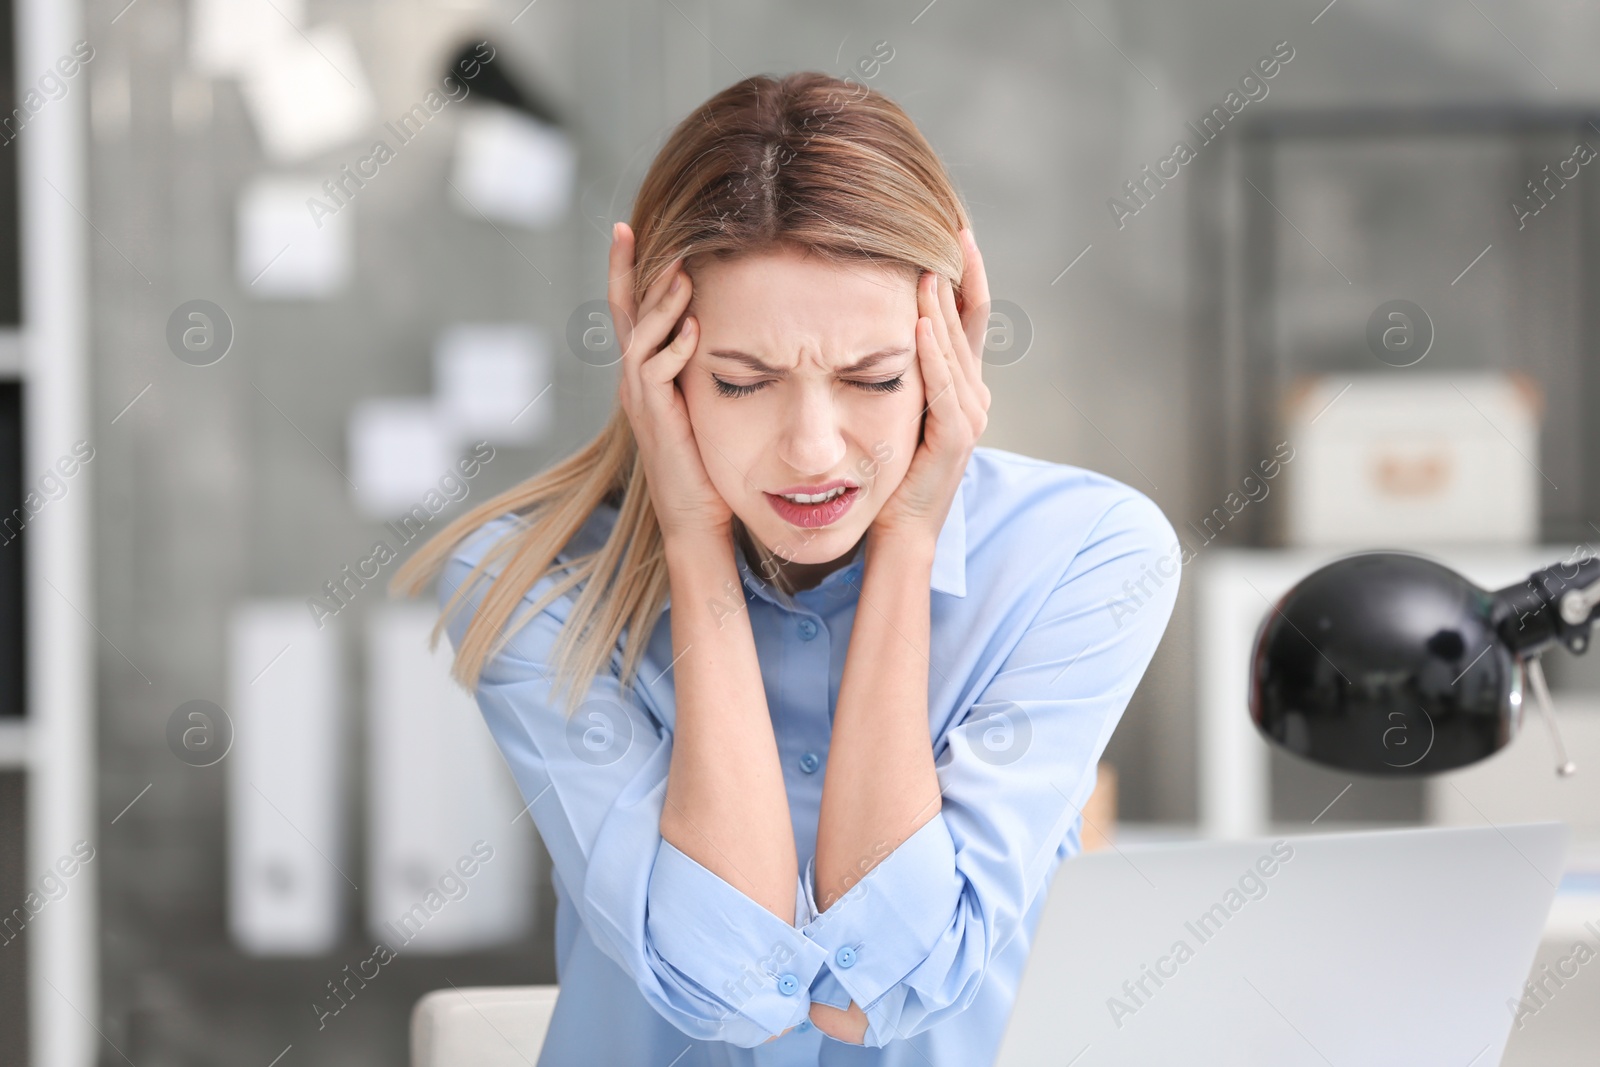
[809,1000,869,1043]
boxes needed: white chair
[410,985,559,1067]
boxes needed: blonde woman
[394,71,1179,1065]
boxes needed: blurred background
[2,0,1600,1063]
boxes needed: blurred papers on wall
[239,24,376,163]
[449,107,576,229]
[191,0,375,162]
[237,174,353,298]
[347,399,461,520]
[434,324,553,448]
[188,0,307,78]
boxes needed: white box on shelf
[366,602,536,954]
[1281,373,1542,547]
[228,601,346,955]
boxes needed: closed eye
[711,375,905,398]
[857,375,906,394]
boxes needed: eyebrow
[706,347,914,375]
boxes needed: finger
[936,271,965,358]
[957,228,992,360]
[637,315,698,433]
[920,272,970,404]
[935,273,980,412]
[636,255,684,324]
[607,223,639,352]
[618,265,689,418]
[937,273,975,385]
[915,314,959,425]
[934,278,979,428]
[917,270,948,349]
[640,313,698,389]
[625,269,693,370]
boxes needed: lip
[764,483,860,529]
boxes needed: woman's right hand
[609,222,735,544]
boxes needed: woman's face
[677,246,926,569]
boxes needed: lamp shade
[1249,552,1525,776]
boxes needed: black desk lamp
[1250,551,1589,777]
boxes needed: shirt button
[797,1019,812,1033]
[798,752,820,774]
[777,973,799,996]
[835,946,857,969]
[797,618,818,640]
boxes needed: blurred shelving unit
[1185,109,1600,1061]
[1187,107,1600,834]
[1192,106,1600,548]
[0,0,97,1064]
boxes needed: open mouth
[764,485,860,528]
[778,486,849,505]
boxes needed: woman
[393,71,1179,1065]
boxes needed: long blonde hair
[390,70,970,715]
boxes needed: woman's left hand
[871,227,992,548]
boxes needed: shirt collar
[928,472,968,598]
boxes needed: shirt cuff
[808,967,855,1012]
[799,856,854,1011]
[799,815,963,1015]
[647,836,830,1037]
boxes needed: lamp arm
[1523,656,1578,777]
[1490,555,1597,777]
[1491,556,1600,656]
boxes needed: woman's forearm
[659,530,799,923]
[814,534,942,912]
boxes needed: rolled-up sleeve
[439,550,830,1047]
[793,493,1181,1047]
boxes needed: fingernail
[669,273,681,293]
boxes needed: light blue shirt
[438,446,1180,1065]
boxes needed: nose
[777,381,846,477]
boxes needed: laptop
[995,822,1569,1066]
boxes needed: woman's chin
[738,512,866,564]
